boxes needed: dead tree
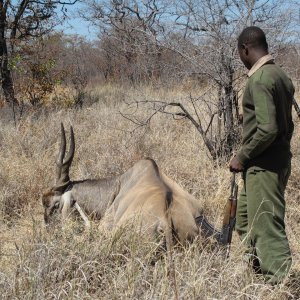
[84,0,297,161]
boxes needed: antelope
[42,124,212,243]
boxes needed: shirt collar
[247,54,274,77]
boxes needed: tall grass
[0,84,299,299]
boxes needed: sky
[55,2,98,40]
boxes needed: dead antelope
[42,124,216,243]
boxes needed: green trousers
[236,165,292,284]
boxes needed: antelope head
[42,123,75,226]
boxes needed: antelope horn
[56,123,66,184]
[63,126,75,168]
[54,124,75,193]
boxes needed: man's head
[238,26,268,70]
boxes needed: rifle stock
[222,194,237,225]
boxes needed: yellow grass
[0,84,299,299]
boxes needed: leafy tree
[0,0,77,115]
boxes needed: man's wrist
[236,151,247,167]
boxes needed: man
[230,26,294,284]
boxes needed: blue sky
[55,2,98,40]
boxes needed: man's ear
[242,43,249,55]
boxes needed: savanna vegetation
[0,0,300,299]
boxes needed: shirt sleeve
[236,75,278,166]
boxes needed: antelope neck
[64,182,74,193]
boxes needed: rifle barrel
[293,98,300,118]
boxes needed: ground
[0,84,299,299]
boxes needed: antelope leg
[75,203,91,228]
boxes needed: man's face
[238,45,251,70]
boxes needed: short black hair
[238,26,268,51]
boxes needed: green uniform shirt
[237,61,295,170]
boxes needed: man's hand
[229,156,244,172]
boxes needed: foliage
[0,0,78,109]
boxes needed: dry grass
[0,84,299,299]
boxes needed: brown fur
[42,190,55,208]
[43,158,203,243]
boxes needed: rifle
[293,98,300,118]
[196,172,238,257]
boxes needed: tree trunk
[0,1,18,106]
[223,84,235,154]
[216,64,238,160]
